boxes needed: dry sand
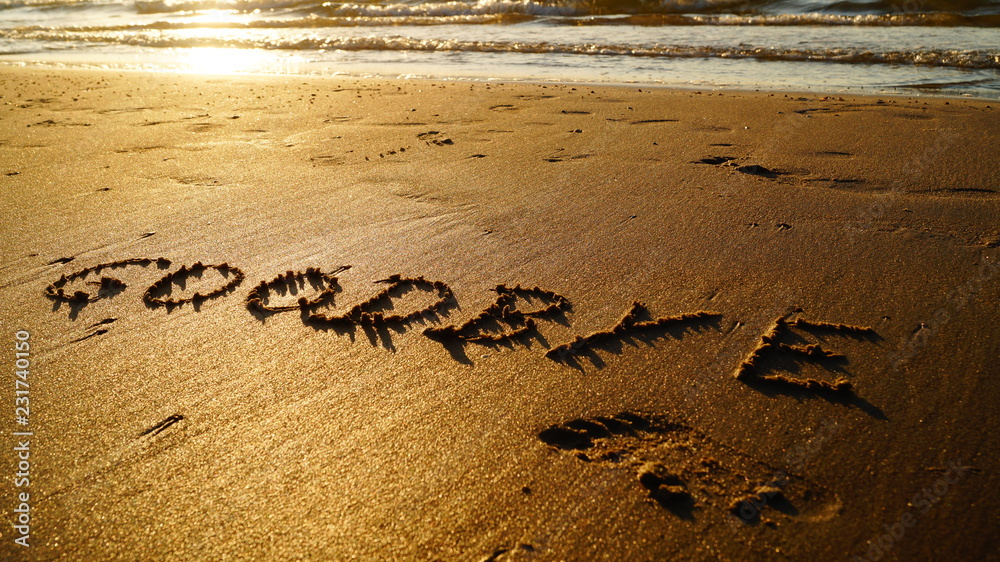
[0,66,998,560]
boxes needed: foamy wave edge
[3,30,998,70]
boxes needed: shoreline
[2,55,998,102]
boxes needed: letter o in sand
[143,262,245,308]
[245,267,347,316]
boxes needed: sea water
[1,0,998,97]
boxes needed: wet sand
[0,67,997,560]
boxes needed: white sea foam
[1,0,998,96]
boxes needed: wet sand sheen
[0,67,997,560]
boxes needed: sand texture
[0,67,998,560]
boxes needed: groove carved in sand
[42,259,883,392]
[246,266,349,316]
[734,314,878,394]
[424,284,570,346]
[142,262,245,309]
[546,302,720,364]
[45,257,172,307]
[306,274,455,329]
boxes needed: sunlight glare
[178,47,272,75]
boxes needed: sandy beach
[0,66,998,560]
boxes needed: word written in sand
[44,258,876,390]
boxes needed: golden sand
[0,67,997,560]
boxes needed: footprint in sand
[697,153,864,188]
[736,164,783,178]
[173,175,226,187]
[28,119,91,128]
[543,149,591,163]
[539,412,842,524]
[692,156,737,166]
[693,153,787,179]
[114,145,167,154]
[98,107,153,115]
[309,155,345,166]
[185,122,224,133]
[417,131,454,146]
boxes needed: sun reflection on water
[178,47,263,74]
[174,47,302,75]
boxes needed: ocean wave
[0,0,123,9]
[3,0,997,20]
[128,0,768,16]
[112,0,1000,17]
[317,0,579,18]
[574,12,1000,25]
[4,28,997,69]
[14,14,536,30]
[19,10,1000,29]
[19,1,993,25]
[820,0,1000,16]
[132,0,319,14]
